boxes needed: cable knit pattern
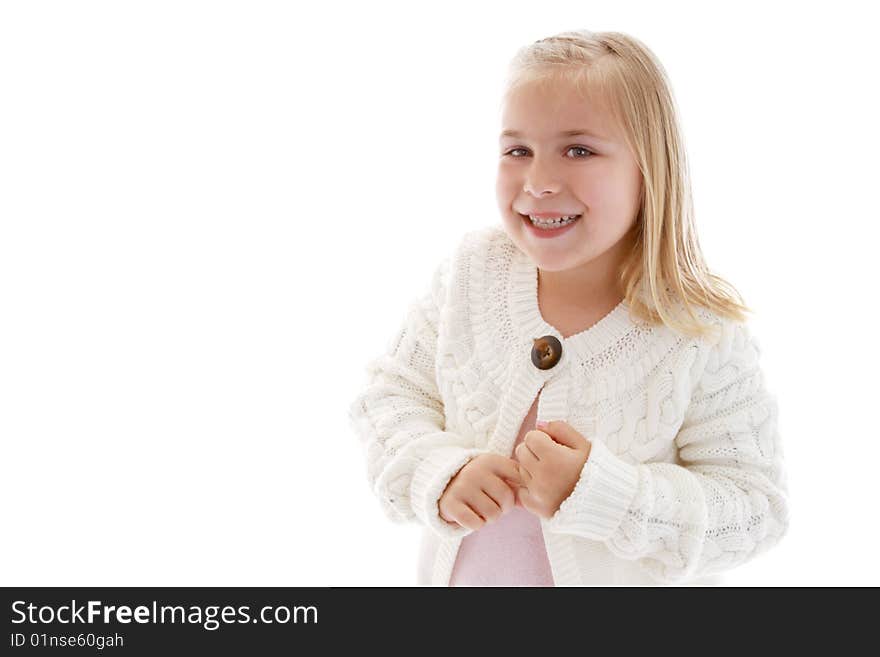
[348,256,490,541]
[543,315,790,584]
[349,224,790,586]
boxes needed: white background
[1,0,878,586]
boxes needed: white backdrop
[1,0,877,586]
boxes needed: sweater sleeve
[544,319,791,584]
[348,257,487,541]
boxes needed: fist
[513,420,591,520]
[438,453,522,531]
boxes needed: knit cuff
[410,445,487,540]
[545,439,640,541]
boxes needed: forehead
[500,77,619,142]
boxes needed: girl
[348,29,790,586]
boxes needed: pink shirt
[448,394,555,586]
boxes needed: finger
[517,486,536,513]
[487,454,523,484]
[538,420,587,450]
[465,490,503,525]
[517,463,533,485]
[483,476,516,514]
[522,433,543,460]
[439,505,459,526]
[450,502,485,531]
[515,441,539,469]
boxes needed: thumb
[537,419,588,450]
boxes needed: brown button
[531,335,562,370]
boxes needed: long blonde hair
[502,29,751,340]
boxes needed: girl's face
[496,76,643,275]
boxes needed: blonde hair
[501,29,751,340]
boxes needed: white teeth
[527,214,580,228]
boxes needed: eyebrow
[499,129,609,142]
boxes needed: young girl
[348,29,790,586]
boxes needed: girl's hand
[514,420,592,520]
[438,453,522,531]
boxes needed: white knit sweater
[348,224,790,586]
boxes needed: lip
[519,212,581,239]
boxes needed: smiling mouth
[518,212,583,228]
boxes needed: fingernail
[536,420,548,429]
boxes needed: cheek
[578,184,629,224]
[496,178,522,219]
[496,169,517,197]
[571,175,605,204]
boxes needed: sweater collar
[506,243,637,366]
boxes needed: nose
[522,158,562,197]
